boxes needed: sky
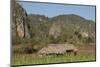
[18,1,96,21]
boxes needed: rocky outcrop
[49,23,62,39]
[11,0,30,38]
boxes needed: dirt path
[78,45,96,54]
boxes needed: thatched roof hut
[38,44,78,55]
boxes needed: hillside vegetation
[26,14,95,45]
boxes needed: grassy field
[12,53,95,65]
[11,44,96,66]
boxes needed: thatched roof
[38,44,77,54]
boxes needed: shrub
[12,36,22,45]
[24,46,33,54]
[22,43,39,54]
[13,44,38,54]
[82,36,94,44]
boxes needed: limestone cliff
[11,0,30,38]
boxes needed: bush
[24,46,33,54]
[23,44,39,54]
[12,36,22,45]
[13,44,38,54]
[82,36,94,44]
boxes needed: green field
[11,44,96,66]
[11,53,95,66]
